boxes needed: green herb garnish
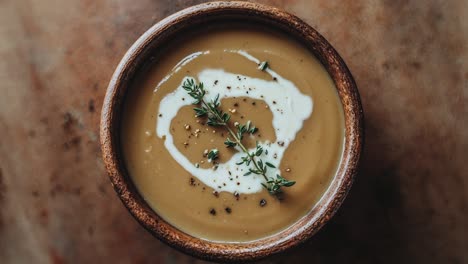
[182,78,295,196]
[258,61,269,71]
[207,149,219,162]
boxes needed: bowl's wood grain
[100,2,363,262]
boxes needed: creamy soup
[121,25,344,242]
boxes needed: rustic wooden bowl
[100,1,363,262]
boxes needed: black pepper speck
[234,191,240,200]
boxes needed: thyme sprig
[182,78,295,195]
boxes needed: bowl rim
[100,1,364,262]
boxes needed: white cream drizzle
[155,51,313,194]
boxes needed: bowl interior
[100,1,363,262]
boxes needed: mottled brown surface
[0,0,466,263]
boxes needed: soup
[121,25,344,242]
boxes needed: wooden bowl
[100,1,363,262]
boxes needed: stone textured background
[0,0,467,263]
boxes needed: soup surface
[121,25,344,242]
